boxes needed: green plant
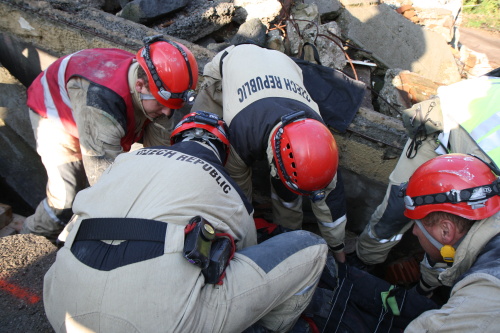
[463,0,499,13]
[462,0,500,32]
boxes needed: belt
[71,217,168,271]
[74,217,167,241]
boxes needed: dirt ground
[0,234,57,333]
[459,27,500,69]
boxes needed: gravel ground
[0,234,57,333]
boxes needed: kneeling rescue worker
[43,111,328,333]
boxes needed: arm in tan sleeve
[225,145,253,202]
[191,46,235,117]
[68,78,125,185]
[405,275,500,332]
[142,116,175,147]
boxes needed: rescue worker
[44,111,329,333]
[192,43,347,262]
[354,74,500,292]
[404,153,500,330]
[304,154,500,332]
[21,35,198,241]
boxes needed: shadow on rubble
[0,33,43,88]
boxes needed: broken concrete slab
[233,0,282,28]
[0,0,215,69]
[304,0,342,21]
[459,45,495,79]
[285,3,347,70]
[0,66,36,148]
[286,2,321,56]
[337,3,462,85]
[378,68,443,117]
[0,115,47,210]
[161,1,236,43]
[231,17,267,47]
[117,0,189,25]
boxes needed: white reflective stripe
[41,70,63,128]
[42,198,64,226]
[469,112,500,141]
[294,282,315,295]
[435,131,450,155]
[367,227,403,243]
[475,127,500,155]
[271,191,301,209]
[318,214,346,229]
[58,54,74,109]
[42,52,79,128]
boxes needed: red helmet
[271,111,339,198]
[170,111,230,164]
[136,35,198,109]
[403,153,500,220]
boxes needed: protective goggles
[400,154,500,210]
[141,35,196,105]
[177,111,225,130]
[399,178,500,211]
[274,111,327,203]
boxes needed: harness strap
[75,218,167,242]
[219,50,229,79]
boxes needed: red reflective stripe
[253,217,278,233]
[300,315,319,333]
[0,279,41,304]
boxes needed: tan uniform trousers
[21,110,86,240]
[44,222,328,333]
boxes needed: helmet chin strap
[137,92,170,128]
[414,219,464,264]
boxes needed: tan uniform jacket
[193,44,346,249]
[406,212,500,332]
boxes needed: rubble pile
[115,0,494,117]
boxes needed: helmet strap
[178,129,225,163]
[140,93,156,100]
[468,154,500,176]
[414,219,464,264]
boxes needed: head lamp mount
[141,34,196,105]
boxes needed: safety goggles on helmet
[400,178,500,210]
[170,111,230,164]
[140,35,197,107]
[272,111,333,203]
[399,153,500,220]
